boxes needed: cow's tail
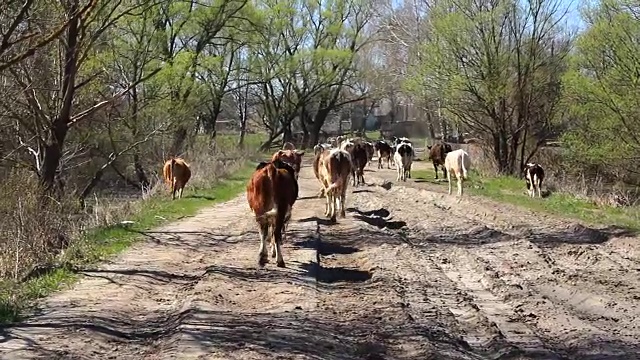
[258,163,279,220]
[170,158,177,190]
[461,156,468,180]
[326,182,340,193]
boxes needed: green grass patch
[412,169,640,231]
[0,161,258,324]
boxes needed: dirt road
[1,152,639,360]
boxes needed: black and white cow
[524,163,545,198]
[394,142,414,181]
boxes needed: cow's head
[282,141,296,151]
[272,149,305,179]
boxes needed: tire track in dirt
[346,179,561,359]
[401,166,640,348]
[362,155,640,358]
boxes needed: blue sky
[387,0,590,32]
[561,0,587,31]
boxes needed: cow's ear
[427,145,432,149]
[295,150,305,156]
[256,161,269,170]
[277,149,285,156]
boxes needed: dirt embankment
[1,156,639,360]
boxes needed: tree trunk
[169,125,188,156]
[519,126,528,176]
[41,1,79,194]
[259,128,285,152]
[133,153,149,190]
[238,88,248,147]
[283,123,293,143]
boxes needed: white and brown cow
[524,163,545,198]
[319,148,352,222]
[444,148,471,201]
[271,148,305,180]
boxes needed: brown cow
[319,148,352,222]
[246,159,298,267]
[427,142,453,179]
[162,157,192,200]
[350,142,368,186]
[271,148,305,180]
[373,140,393,169]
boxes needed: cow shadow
[297,216,336,226]
[291,238,359,256]
[299,262,372,284]
[346,207,406,231]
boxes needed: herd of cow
[161,135,546,268]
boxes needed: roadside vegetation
[412,167,639,232]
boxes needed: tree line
[0,0,638,199]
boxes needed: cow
[316,143,332,151]
[427,142,453,179]
[394,142,414,182]
[363,141,375,167]
[313,144,328,197]
[318,148,352,222]
[373,140,393,169]
[444,149,471,200]
[392,136,412,147]
[246,158,298,268]
[351,142,368,186]
[340,138,354,152]
[282,141,296,151]
[162,157,192,200]
[336,135,347,148]
[271,148,305,180]
[340,139,366,186]
[524,163,545,198]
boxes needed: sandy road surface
[1,150,640,360]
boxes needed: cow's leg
[258,222,269,266]
[179,184,185,199]
[324,192,331,216]
[274,213,286,268]
[457,174,463,200]
[330,191,337,222]
[447,170,453,195]
[340,187,347,218]
[270,222,278,258]
[434,163,439,179]
[537,181,542,198]
[442,166,448,181]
